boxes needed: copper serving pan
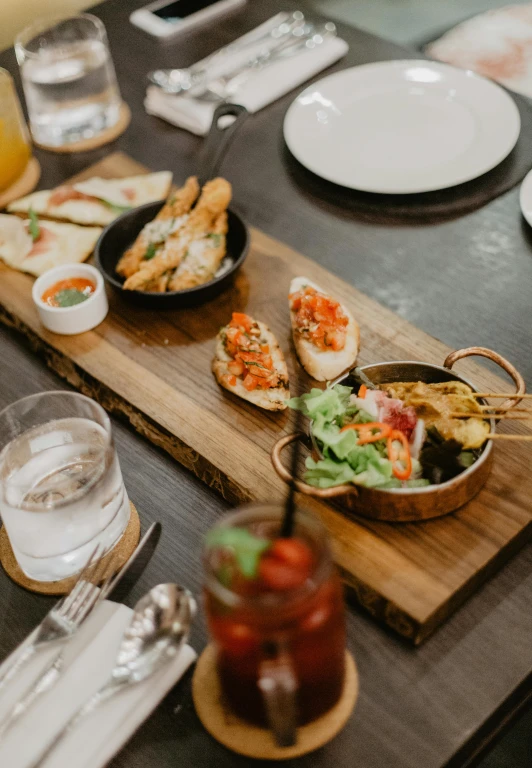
[271,347,525,522]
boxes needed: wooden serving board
[1,153,531,645]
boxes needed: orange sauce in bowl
[42,277,96,308]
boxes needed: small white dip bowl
[32,263,108,335]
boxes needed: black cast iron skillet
[95,103,249,309]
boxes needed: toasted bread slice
[289,276,360,382]
[213,315,290,411]
[0,214,101,277]
[8,172,172,227]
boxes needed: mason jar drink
[204,505,346,739]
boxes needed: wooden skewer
[472,393,532,399]
[487,434,532,441]
[449,412,532,420]
[477,405,532,413]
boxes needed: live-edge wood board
[1,153,531,645]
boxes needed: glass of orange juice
[0,69,32,191]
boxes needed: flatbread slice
[289,276,360,382]
[8,172,172,227]
[213,313,290,411]
[0,214,101,277]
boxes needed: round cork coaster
[0,157,41,209]
[0,500,140,596]
[192,645,358,760]
[33,102,131,154]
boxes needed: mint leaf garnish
[55,289,90,308]
[206,527,271,580]
[28,208,40,242]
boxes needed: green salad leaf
[289,384,352,421]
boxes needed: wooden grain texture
[1,153,531,645]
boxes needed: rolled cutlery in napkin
[145,36,349,136]
[0,601,196,768]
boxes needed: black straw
[280,382,304,538]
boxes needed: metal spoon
[148,11,305,95]
[29,584,196,768]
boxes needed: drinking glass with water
[0,392,130,582]
[15,14,121,148]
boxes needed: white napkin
[426,4,532,97]
[145,37,349,135]
[0,601,197,768]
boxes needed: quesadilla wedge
[0,213,101,277]
[289,276,360,382]
[8,172,172,227]
[213,312,290,411]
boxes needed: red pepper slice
[387,429,412,480]
[340,422,392,444]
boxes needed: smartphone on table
[130,0,247,39]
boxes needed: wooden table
[1,1,532,766]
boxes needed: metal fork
[0,543,109,693]
[0,547,117,739]
[191,22,337,103]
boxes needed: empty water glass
[0,392,130,582]
[15,14,121,148]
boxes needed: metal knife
[102,521,162,603]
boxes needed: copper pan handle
[443,346,525,410]
[271,433,357,499]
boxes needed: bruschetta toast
[213,312,290,411]
[289,277,359,381]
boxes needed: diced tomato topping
[289,286,348,352]
[243,373,258,391]
[223,313,281,393]
[231,312,253,332]
[228,359,245,377]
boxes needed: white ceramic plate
[283,60,521,194]
[520,168,532,226]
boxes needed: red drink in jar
[204,505,346,728]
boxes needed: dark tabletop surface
[1,1,532,766]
